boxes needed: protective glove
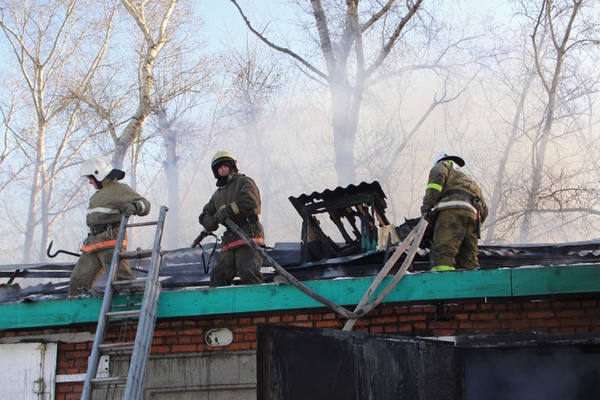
[215,204,231,224]
[120,202,137,217]
[191,231,209,248]
[200,214,218,232]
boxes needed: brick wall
[2,295,600,400]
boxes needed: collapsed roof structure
[2,181,600,304]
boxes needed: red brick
[353,318,370,327]
[470,313,496,321]
[560,318,588,327]
[372,316,398,324]
[394,306,409,313]
[459,321,473,329]
[237,317,251,324]
[282,315,295,323]
[499,312,524,319]
[252,317,267,323]
[412,322,427,330]
[527,311,555,319]
[399,314,426,322]
[290,322,313,328]
[227,342,251,351]
[557,310,585,318]
[500,320,529,329]
[172,344,196,352]
[529,319,559,328]
[412,305,437,313]
[180,328,204,335]
[268,316,281,323]
[370,326,383,334]
[316,320,341,328]
[384,326,399,333]
[432,329,456,336]
[397,325,413,333]
[151,346,171,354]
[472,320,500,330]
[380,307,395,316]
[429,321,457,329]
[56,384,72,393]
[295,314,309,321]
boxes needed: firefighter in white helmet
[198,151,265,286]
[69,156,151,296]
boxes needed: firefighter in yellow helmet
[420,153,488,272]
[198,151,265,286]
[69,156,151,296]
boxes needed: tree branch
[229,0,327,80]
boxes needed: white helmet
[80,157,113,181]
[433,153,465,167]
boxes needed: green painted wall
[1,265,599,330]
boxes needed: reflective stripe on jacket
[421,161,488,222]
[82,180,150,253]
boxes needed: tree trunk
[330,81,361,185]
[156,109,180,248]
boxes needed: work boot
[431,265,455,272]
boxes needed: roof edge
[1,265,599,331]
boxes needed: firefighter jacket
[199,173,265,251]
[420,161,488,222]
[81,180,151,253]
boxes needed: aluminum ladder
[81,205,168,400]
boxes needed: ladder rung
[119,250,153,259]
[98,342,134,354]
[92,376,128,387]
[126,221,158,228]
[106,309,140,319]
[112,278,147,288]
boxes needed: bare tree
[0,0,115,262]
[222,39,283,232]
[230,0,427,185]
[519,0,598,241]
[109,0,179,168]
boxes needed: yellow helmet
[211,151,238,178]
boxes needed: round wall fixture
[205,328,234,347]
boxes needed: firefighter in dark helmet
[198,151,265,286]
[420,153,488,272]
[69,156,151,296]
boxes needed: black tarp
[257,325,461,400]
[257,325,600,400]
